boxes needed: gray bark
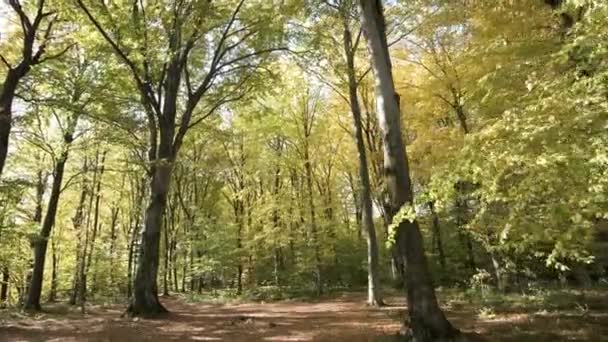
[343,20,383,306]
[359,0,458,339]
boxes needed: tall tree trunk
[127,159,172,316]
[359,0,458,339]
[343,21,383,306]
[304,149,323,295]
[84,151,106,299]
[0,66,28,176]
[163,215,170,296]
[236,203,244,295]
[70,161,89,306]
[108,205,119,289]
[429,201,446,270]
[24,169,47,305]
[48,237,58,302]
[24,150,70,311]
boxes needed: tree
[0,0,67,177]
[23,48,95,310]
[76,0,287,315]
[359,0,458,339]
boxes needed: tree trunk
[0,266,9,305]
[343,22,383,306]
[0,67,27,176]
[171,239,178,293]
[304,152,323,295]
[429,201,446,270]
[236,207,244,295]
[127,175,145,299]
[359,0,458,339]
[127,161,171,316]
[84,151,106,299]
[70,162,89,306]
[163,215,170,296]
[24,151,70,311]
[108,206,119,289]
[490,253,507,292]
[48,238,58,302]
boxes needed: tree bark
[429,201,446,270]
[70,161,89,306]
[108,205,119,289]
[163,214,170,296]
[24,149,71,311]
[0,266,9,305]
[48,238,58,302]
[343,21,383,306]
[85,151,107,299]
[127,159,172,316]
[359,0,458,339]
[0,71,22,176]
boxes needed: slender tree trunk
[127,228,137,299]
[490,253,506,292]
[304,154,323,295]
[24,151,70,311]
[108,206,119,289]
[84,151,106,300]
[70,162,88,305]
[236,204,244,295]
[48,238,58,302]
[429,201,446,270]
[127,176,144,299]
[163,216,170,296]
[0,266,9,305]
[171,239,178,292]
[359,0,458,339]
[343,22,383,306]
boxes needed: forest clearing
[1,0,608,340]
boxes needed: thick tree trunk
[0,68,26,177]
[359,0,458,339]
[24,151,70,311]
[127,161,172,316]
[343,23,383,306]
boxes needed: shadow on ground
[1,291,607,341]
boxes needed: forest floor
[1,288,608,341]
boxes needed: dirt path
[1,292,607,341]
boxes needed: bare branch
[75,0,161,115]
[0,54,12,69]
[36,43,75,64]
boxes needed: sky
[0,2,11,43]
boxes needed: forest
[0,0,607,341]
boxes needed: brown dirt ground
[1,292,607,342]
